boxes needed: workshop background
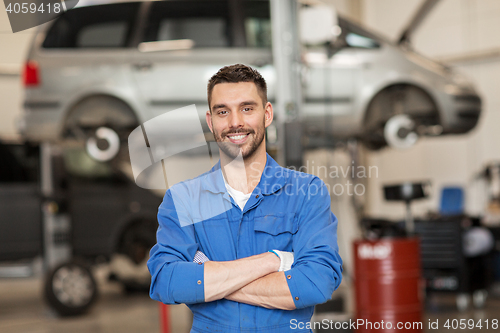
[1,0,499,332]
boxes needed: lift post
[40,143,72,271]
[270,0,303,168]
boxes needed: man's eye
[243,107,252,112]
[218,110,228,115]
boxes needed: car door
[129,0,274,129]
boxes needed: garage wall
[362,0,500,219]
[322,0,363,23]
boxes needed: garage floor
[1,270,500,333]
[0,265,192,333]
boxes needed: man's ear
[206,110,213,133]
[264,102,273,128]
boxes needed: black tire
[44,262,98,316]
[111,220,157,292]
[118,220,157,265]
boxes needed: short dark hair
[207,64,267,111]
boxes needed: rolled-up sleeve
[147,191,205,305]
[285,177,343,309]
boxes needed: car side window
[77,22,128,48]
[42,2,140,48]
[142,1,231,48]
[339,18,380,49]
[345,32,380,49]
[244,0,271,48]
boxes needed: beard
[212,120,265,160]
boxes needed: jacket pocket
[194,216,236,261]
[254,213,297,251]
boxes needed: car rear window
[42,3,140,48]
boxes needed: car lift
[0,142,98,316]
[40,143,72,272]
[0,143,71,280]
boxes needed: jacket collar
[202,153,288,196]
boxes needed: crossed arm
[203,252,296,310]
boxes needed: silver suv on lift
[19,0,481,158]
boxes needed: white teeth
[229,134,246,140]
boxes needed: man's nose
[228,110,244,128]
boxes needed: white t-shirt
[223,174,252,211]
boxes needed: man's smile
[226,133,250,144]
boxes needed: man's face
[206,82,273,160]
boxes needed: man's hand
[269,250,294,272]
[204,252,280,302]
[194,250,294,270]
[195,250,295,309]
[225,272,296,310]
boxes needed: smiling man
[148,64,342,333]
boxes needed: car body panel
[68,177,161,257]
[128,47,275,120]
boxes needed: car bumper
[443,94,482,134]
[19,104,62,142]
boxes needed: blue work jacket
[148,154,343,333]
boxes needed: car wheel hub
[52,266,94,307]
[86,126,120,162]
